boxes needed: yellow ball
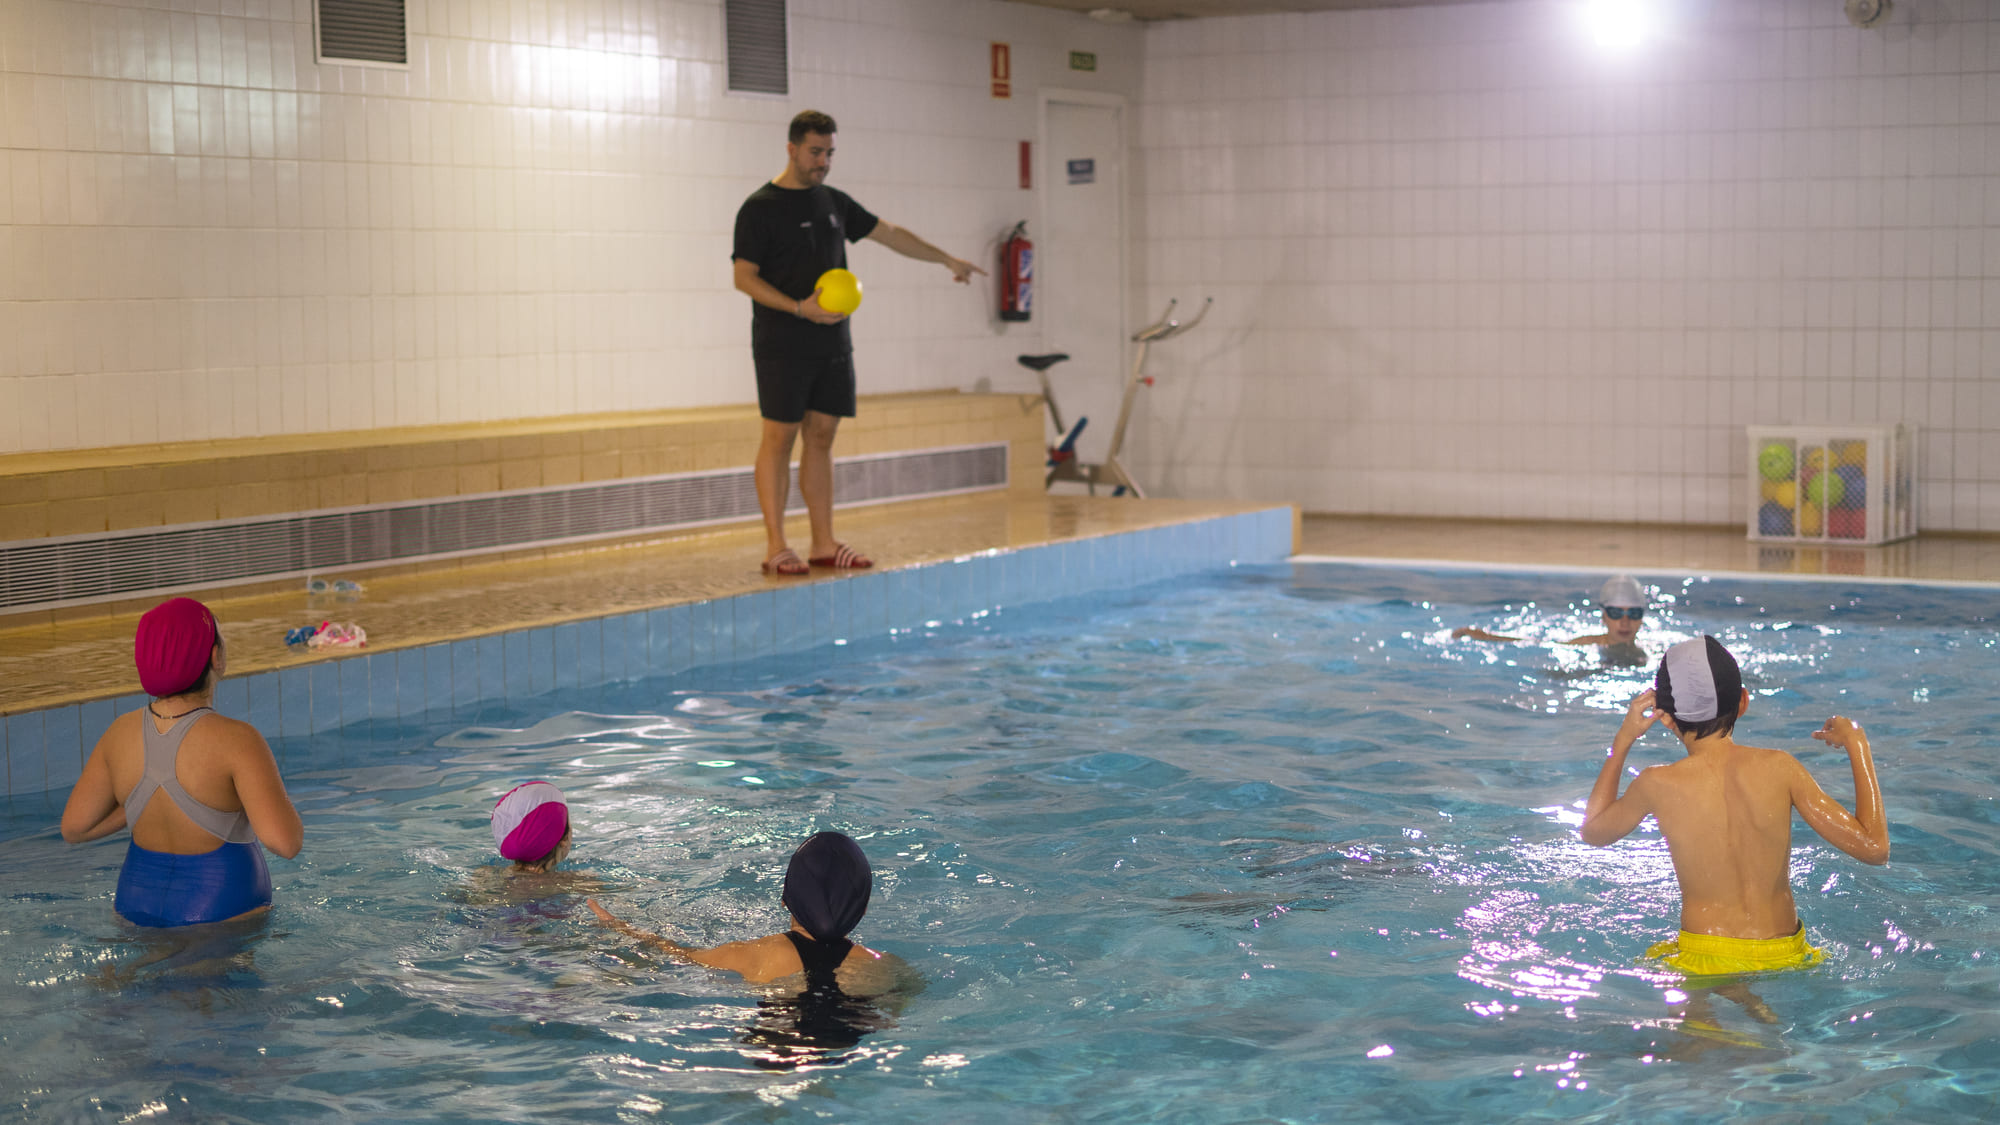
[1771,480,1796,509]
[1798,502,1823,536]
[814,268,863,315]
[1837,441,1868,468]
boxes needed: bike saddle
[1016,353,1071,371]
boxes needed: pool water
[4,563,1997,1122]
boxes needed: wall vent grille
[0,443,1007,613]
[725,0,788,95]
[318,0,408,66]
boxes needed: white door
[1041,97,1125,473]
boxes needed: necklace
[147,701,208,721]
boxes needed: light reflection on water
[1,563,1995,1121]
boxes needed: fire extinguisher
[999,221,1032,322]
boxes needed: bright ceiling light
[1577,0,1662,52]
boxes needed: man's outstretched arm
[865,221,986,283]
[1580,689,1661,846]
[1793,717,1890,865]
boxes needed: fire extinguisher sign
[991,43,1010,98]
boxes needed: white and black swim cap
[1655,636,1742,723]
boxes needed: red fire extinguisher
[999,221,1032,322]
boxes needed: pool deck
[4,503,1997,719]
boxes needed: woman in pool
[588,831,902,988]
[589,830,913,1065]
[60,597,304,927]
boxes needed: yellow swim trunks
[1643,925,1825,977]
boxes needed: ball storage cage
[1747,424,1915,545]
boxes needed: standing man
[732,110,986,576]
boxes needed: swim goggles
[1602,606,1646,620]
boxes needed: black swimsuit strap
[783,930,853,983]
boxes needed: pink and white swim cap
[492,781,568,863]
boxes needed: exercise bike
[1016,297,1211,498]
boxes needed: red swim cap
[134,597,218,698]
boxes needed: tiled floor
[1299,517,2000,584]
[5,505,1993,719]
[0,494,1278,715]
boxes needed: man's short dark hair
[789,110,837,144]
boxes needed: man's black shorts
[754,351,856,423]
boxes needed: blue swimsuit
[113,708,272,927]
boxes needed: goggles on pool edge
[1602,606,1646,621]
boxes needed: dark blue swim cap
[782,831,872,942]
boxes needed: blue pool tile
[338,655,371,724]
[44,706,83,793]
[735,591,775,662]
[811,577,846,645]
[769,586,810,655]
[278,667,313,739]
[709,598,740,664]
[369,652,401,718]
[681,601,713,671]
[5,712,41,796]
[645,606,677,676]
[213,676,249,719]
[308,662,343,733]
[419,643,452,716]
[880,568,917,632]
[582,617,609,683]
[847,572,885,640]
[79,698,117,760]
[528,628,556,695]
[476,634,506,700]
[241,673,282,733]
[451,640,480,714]
[552,616,584,688]
[502,632,534,698]
[598,613,631,683]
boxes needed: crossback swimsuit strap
[115,707,271,928]
[125,707,256,845]
[782,930,854,988]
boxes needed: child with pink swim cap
[492,781,572,873]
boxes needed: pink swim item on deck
[491,781,568,862]
[134,597,219,698]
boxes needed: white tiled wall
[1132,0,2000,532]
[0,0,1137,454]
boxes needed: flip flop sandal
[761,549,809,576]
[809,543,873,570]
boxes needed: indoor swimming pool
[4,562,1995,1122]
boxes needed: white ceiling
[1001,0,1496,21]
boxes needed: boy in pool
[1453,574,1650,663]
[1579,636,1890,975]
[588,831,907,993]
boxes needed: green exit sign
[1069,51,1096,72]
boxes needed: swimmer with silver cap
[1452,574,1652,660]
[1578,635,1891,977]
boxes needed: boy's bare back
[1582,685,1888,941]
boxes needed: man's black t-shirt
[732,183,880,359]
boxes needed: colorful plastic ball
[1799,502,1823,537]
[1758,443,1796,482]
[1802,446,1825,473]
[813,268,864,315]
[1758,502,1794,536]
[1829,507,1866,539]
[1806,470,1846,509]
[1837,441,1868,468]
[1834,464,1865,509]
